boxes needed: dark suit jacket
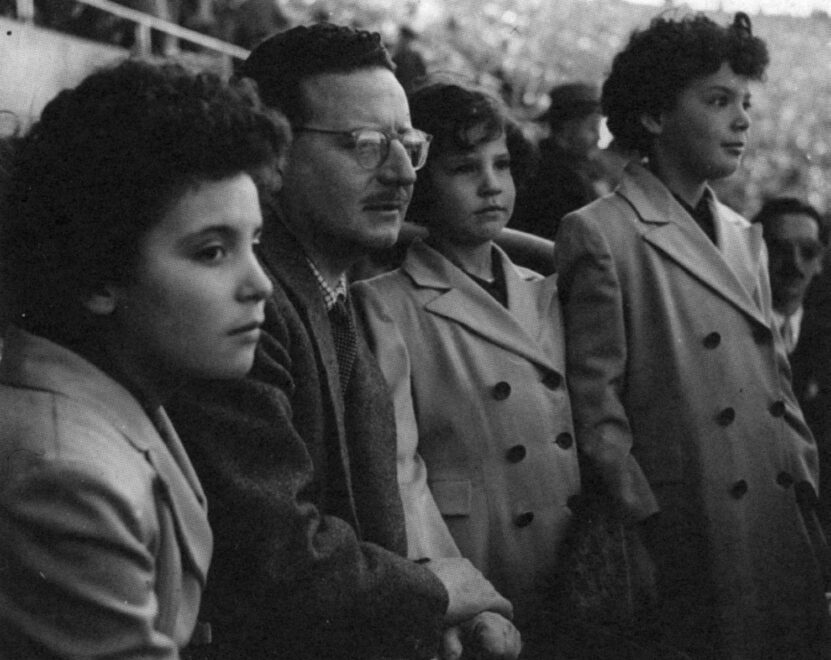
[790,285,831,534]
[167,221,447,660]
[512,138,598,242]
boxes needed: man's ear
[640,113,664,136]
[81,285,118,316]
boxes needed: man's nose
[377,140,417,187]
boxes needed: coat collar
[259,217,345,410]
[618,163,768,327]
[401,240,561,370]
[0,327,212,584]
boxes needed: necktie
[329,295,357,393]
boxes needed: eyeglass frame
[292,126,433,171]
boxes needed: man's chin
[364,221,403,250]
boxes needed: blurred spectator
[754,198,831,536]
[512,82,601,241]
[752,197,827,354]
[392,24,427,92]
[217,0,289,49]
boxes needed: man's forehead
[299,68,409,124]
[769,212,821,240]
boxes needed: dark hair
[752,197,829,246]
[1,59,289,339]
[240,22,395,126]
[406,80,535,223]
[603,12,769,154]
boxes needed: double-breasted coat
[0,327,212,658]
[555,163,830,658]
[353,240,581,629]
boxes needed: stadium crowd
[1,5,831,660]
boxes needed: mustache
[361,192,411,205]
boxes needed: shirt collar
[306,257,348,311]
[772,306,804,351]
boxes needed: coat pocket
[429,479,472,517]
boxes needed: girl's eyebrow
[174,222,263,247]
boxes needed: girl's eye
[453,163,477,174]
[195,245,227,263]
[495,158,512,171]
[708,95,729,107]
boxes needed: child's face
[426,130,516,246]
[651,62,753,187]
[110,173,272,383]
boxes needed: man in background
[754,197,831,534]
[513,81,602,241]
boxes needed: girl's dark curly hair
[1,59,289,340]
[406,80,535,224]
[603,12,769,155]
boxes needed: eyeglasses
[293,126,432,171]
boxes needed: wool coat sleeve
[555,208,660,524]
[166,290,448,660]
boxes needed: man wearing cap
[513,82,602,241]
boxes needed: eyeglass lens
[354,130,428,170]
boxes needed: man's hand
[460,612,522,659]
[424,558,513,625]
[438,613,522,660]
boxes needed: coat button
[769,400,786,417]
[492,381,512,400]
[752,327,771,345]
[505,444,527,463]
[514,511,535,528]
[703,332,721,349]
[716,407,736,426]
[730,479,748,498]
[542,371,563,389]
[555,432,574,450]
[777,471,794,488]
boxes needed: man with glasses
[168,22,515,660]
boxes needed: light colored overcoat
[555,162,829,657]
[353,240,581,621]
[0,327,212,659]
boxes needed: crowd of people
[1,10,831,660]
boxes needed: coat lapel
[0,327,213,585]
[405,241,559,371]
[258,218,358,522]
[145,406,213,586]
[621,165,768,327]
